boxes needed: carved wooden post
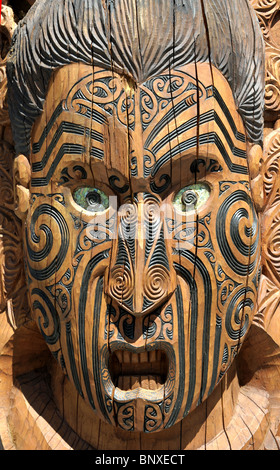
[0,0,280,451]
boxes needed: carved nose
[105,196,176,316]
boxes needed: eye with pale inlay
[173,183,211,212]
[73,187,109,213]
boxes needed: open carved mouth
[108,350,169,391]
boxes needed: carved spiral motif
[71,73,135,129]
[144,404,163,432]
[120,203,138,230]
[31,287,60,346]
[116,404,134,431]
[265,78,280,112]
[144,198,160,219]
[109,266,133,302]
[225,287,255,341]
[216,191,259,276]
[264,155,279,197]
[141,88,158,125]
[144,265,169,301]
[143,197,161,238]
[251,0,280,112]
[181,190,198,207]
[26,204,69,281]
[116,310,135,340]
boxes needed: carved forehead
[30,62,248,190]
[7,0,265,156]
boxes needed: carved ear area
[247,144,265,213]
[13,155,31,220]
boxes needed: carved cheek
[24,192,113,378]
[24,195,71,354]
[168,181,261,416]
[210,185,261,378]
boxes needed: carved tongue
[109,350,168,391]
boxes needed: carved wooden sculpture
[0,0,280,450]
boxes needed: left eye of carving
[73,187,109,213]
[173,183,210,212]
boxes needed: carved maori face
[19,62,261,432]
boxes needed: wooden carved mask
[6,0,266,436]
[13,61,262,433]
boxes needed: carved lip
[101,342,175,401]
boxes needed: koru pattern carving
[4,0,280,451]
[23,62,261,432]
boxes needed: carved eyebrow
[213,87,246,144]
[31,143,86,187]
[190,158,223,174]
[150,110,214,155]
[142,72,247,181]
[32,100,107,156]
[31,96,107,187]
[32,102,64,154]
[150,132,248,180]
[32,121,104,173]
[144,84,246,151]
[148,107,247,161]
[148,104,247,180]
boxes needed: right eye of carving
[73,187,109,213]
[173,183,211,212]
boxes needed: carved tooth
[139,375,162,390]
[149,350,156,363]
[123,376,131,391]
[140,376,149,390]
[131,352,139,364]
[156,350,162,361]
[123,351,130,364]
[131,376,140,390]
[117,376,123,390]
[115,351,123,363]
[148,375,159,390]
[140,351,148,363]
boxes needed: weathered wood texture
[0,0,280,450]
